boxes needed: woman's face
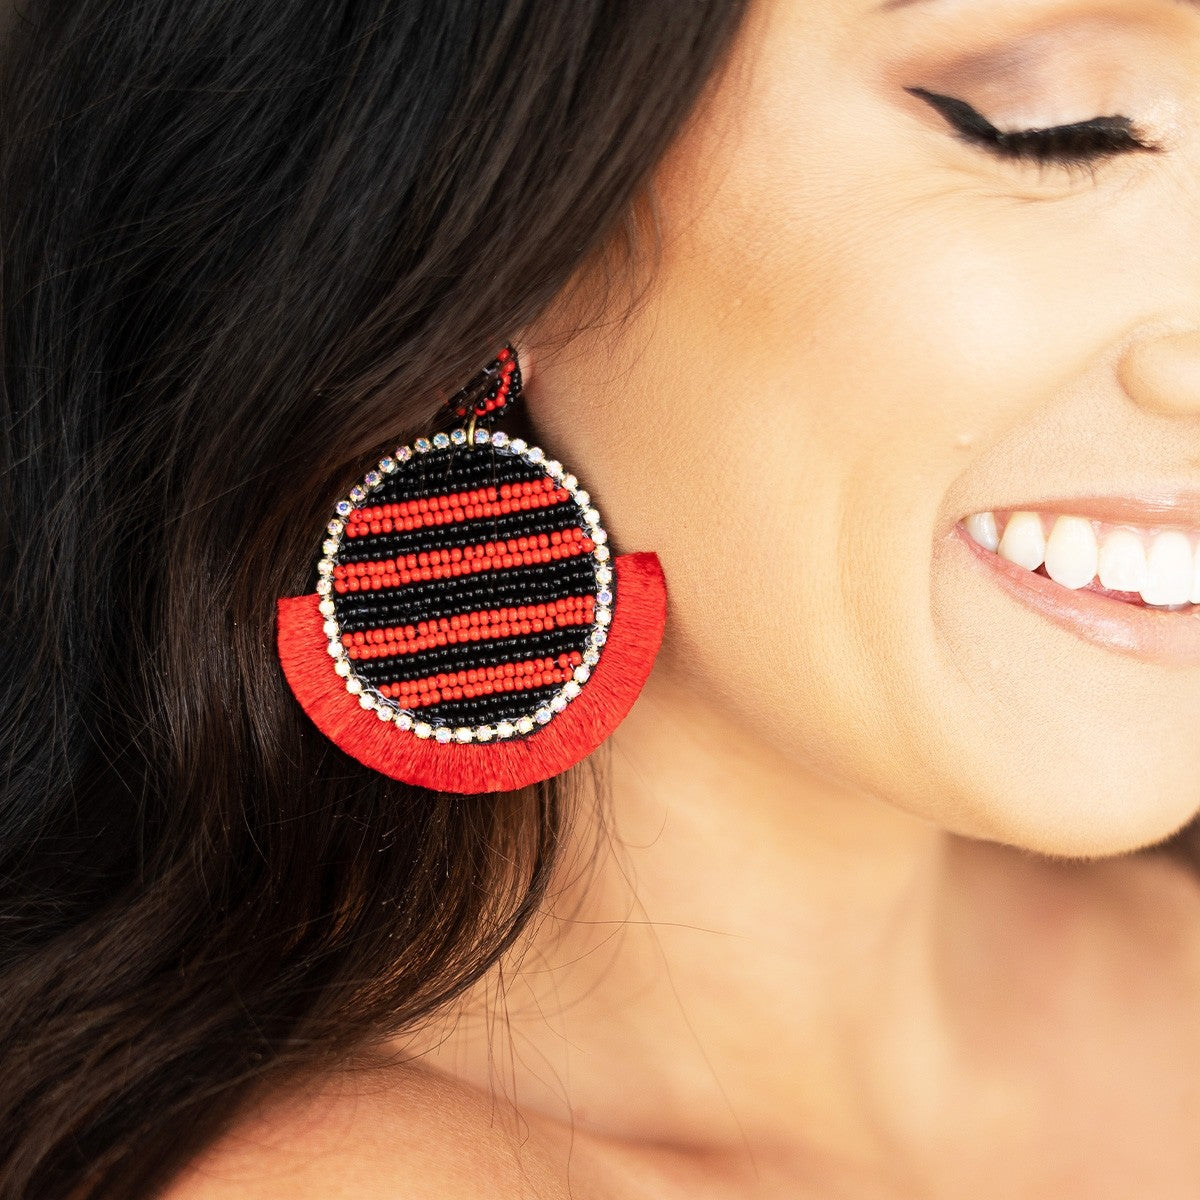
[526,0,1200,858]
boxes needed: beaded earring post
[275,344,667,794]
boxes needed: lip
[967,490,1200,530]
[950,522,1200,667]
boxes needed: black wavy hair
[0,2,749,1196]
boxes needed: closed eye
[906,86,1165,183]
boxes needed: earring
[275,344,667,794]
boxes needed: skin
[169,0,1200,1196]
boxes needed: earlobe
[509,338,534,384]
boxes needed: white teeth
[997,511,1045,571]
[1141,530,1194,606]
[964,511,999,552]
[1043,515,1098,590]
[1097,528,1147,593]
[974,508,1200,608]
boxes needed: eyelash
[906,86,1165,183]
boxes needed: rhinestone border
[313,427,614,743]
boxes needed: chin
[905,715,1200,862]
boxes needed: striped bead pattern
[445,343,521,422]
[314,426,614,742]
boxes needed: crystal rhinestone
[574,665,591,684]
[345,677,363,694]
[376,705,394,721]
[596,608,612,625]
[562,474,577,490]
[433,432,451,449]
[334,659,352,676]
[476,725,494,741]
[318,599,336,617]
[323,619,339,638]
[317,558,334,575]
[397,445,413,462]
[584,507,600,523]
[496,720,516,738]
[359,693,375,709]
[364,470,381,487]
[550,696,568,713]
[326,640,342,658]
[597,588,613,605]
[453,726,473,743]
[316,578,332,595]
[592,529,608,544]
[527,446,544,462]
[583,649,600,666]
[595,566,612,585]
[545,460,562,476]
[563,681,582,698]
[434,726,453,744]
[380,457,397,473]
[414,722,433,739]
[335,500,353,517]
[327,518,344,535]
[534,707,553,724]
[349,485,367,503]
[450,428,467,444]
[575,490,590,506]
[322,539,338,556]
[473,427,490,444]
[594,545,610,561]
[396,712,414,730]
[516,715,535,733]
[490,431,508,446]
[509,438,527,453]
[591,627,608,646]
[414,437,432,453]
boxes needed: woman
[5,0,1200,1195]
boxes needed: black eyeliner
[906,86,1000,141]
[904,86,1164,159]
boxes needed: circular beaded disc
[314,426,614,744]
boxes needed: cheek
[617,22,1200,851]
[636,151,1078,759]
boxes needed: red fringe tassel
[276,551,667,793]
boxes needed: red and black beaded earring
[275,344,667,794]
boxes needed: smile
[962,509,1200,609]
[951,504,1200,666]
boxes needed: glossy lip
[967,490,1200,531]
[950,522,1200,667]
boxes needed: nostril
[1117,325,1200,417]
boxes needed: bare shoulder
[157,1058,574,1200]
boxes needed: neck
[392,662,981,1175]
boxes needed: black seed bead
[353,626,591,686]
[339,504,584,560]
[411,683,566,725]
[332,560,598,631]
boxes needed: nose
[1117,324,1200,418]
